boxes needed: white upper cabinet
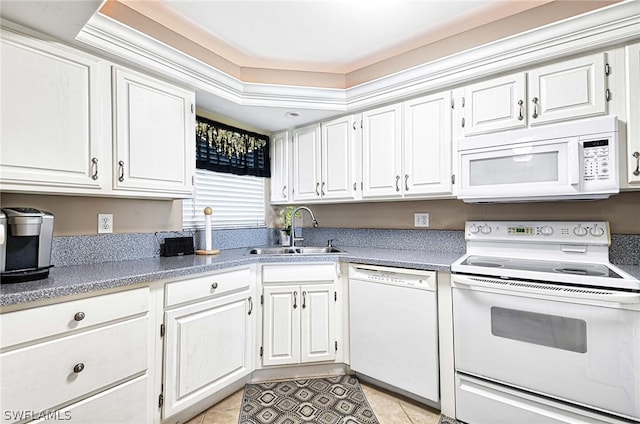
[458,73,527,136]
[292,124,322,201]
[291,118,359,203]
[0,29,109,193]
[362,104,403,199]
[624,42,640,186]
[321,115,359,201]
[528,53,607,126]
[457,52,609,138]
[362,94,454,200]
[0,27,195,199]
[403,92,454,197]
[112,67,195,197]
[270,131,290,204]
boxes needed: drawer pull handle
[633,152,640,176]
[302,291,307,309]
[74,312,86,322]
[248,296,253,315]
[73,363,85,373]
[211,282,218,290]
[293,291,298,309]
[532,97,539,119]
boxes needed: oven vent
[471,277,618,297]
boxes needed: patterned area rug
[239,375,379,424]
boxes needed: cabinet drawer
[31,375,148,424]
[165,267,251,307]
[0,288,149,349]
[262,263,337,283]
[0,316,148,420]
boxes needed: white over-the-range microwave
[457,116,622,203]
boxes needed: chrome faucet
[290,206,319,247]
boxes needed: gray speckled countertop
[0,247,463,307]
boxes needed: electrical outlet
[414,213,430,227]
[98,214,113,234]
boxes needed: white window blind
[183,169,266,229]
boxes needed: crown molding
[75,1,639,114]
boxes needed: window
[183,116,270,230]
[183,169,266,229]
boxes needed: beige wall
[297,191,640,235]
[2,190,638,236]
[0,193,183,236]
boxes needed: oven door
[452,274,640,421]
[457,137,579,202]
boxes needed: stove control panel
[465,221,610,245]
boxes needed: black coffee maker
[0,207,54,283]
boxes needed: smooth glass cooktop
[461,255,623,278]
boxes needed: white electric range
[450,221,640,424]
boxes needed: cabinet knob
[73,363,85,373]
[74,312,86,322]
[211,282,218,290]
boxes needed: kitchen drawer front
[262,263,337,283]
[1,287,149,349]
[0,316,148,421]
[165,267,251,307]
[31,375,148,424]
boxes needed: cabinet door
[292,124,322,201]
[300,284,336,363]
[163,291,253,418]
[460,72,526,136]
[362,104,403,198]
[625,43,640,186]
[529,52,607,126]
[270,131,291,203]
[0,32,108,192]
[321,115,357,201]
[113,67,195,196]
[262,286,300,366]
[403,91,454,197]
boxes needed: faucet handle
[327,239,334,248]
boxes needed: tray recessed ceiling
[116,0,545,75]
[157,0,495,73]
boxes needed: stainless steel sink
[248,246,344,255]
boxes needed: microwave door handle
[568,141,580,185]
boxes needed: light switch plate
[98,214,113,234]
[414,213,430,227]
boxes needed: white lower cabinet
[0,288,151,424]
[262,284,336,366]
[260,264,340,367]
[162,268,254,420]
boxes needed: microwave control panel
[582,139,610,181]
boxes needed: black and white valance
[196,116,270,178]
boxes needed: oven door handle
[452,275,640,304]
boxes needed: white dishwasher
[348,264,439,404]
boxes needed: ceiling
[0,0,616,132]
[119,0,502,74]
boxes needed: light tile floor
[185,382,441,424]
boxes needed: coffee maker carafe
[0,208,54,283]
